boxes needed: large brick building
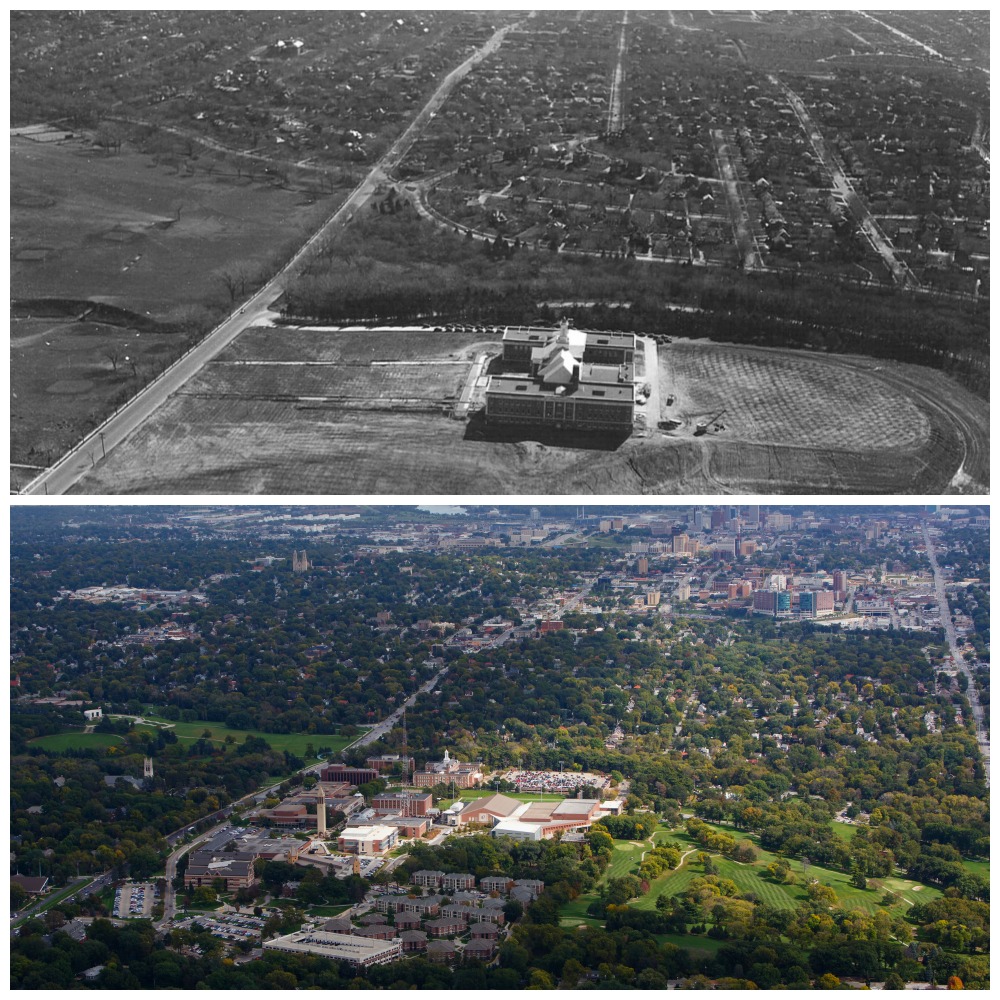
[371,790,433,817]
[486,321,637,433]
[412,750,483,790]
[320,762,379,785]
[184,851,257,891]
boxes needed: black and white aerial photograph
[10,9,989,495]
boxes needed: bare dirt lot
[66,329,988,495]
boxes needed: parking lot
[175,911,266,943]
[114,881,157,919]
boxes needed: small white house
[83,707,103,721]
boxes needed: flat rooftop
[503,326,636,347]
[265,930,400,962]
[486,375,633,402]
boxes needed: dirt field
[66,329,988,495]
[10,136,343,477]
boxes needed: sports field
[130,712,352,759]
[458,789,567,802]
[29,731,124,751]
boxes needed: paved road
[606,10,629,134]
[922,523,990,784]
[347,663,451,749]
[770,75,920,291]
[21,19,524,496]
[712,129,762,271]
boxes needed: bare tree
[104,346,124,373]
[216,264,250,306]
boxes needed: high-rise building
[753,590,791,615]
[637,556,649,576]
[800,590,835,617]
[645,590,661,607]
[711,508,727,530]
[832,570,848,598]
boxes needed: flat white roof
[265,930,399,961]
[339,824,396,840]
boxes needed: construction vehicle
[694,408,727,436]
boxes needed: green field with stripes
[561,817,943,932]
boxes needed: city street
[923,523,990,784]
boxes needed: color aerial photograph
[10,9,989,495]
[9,504,990,989]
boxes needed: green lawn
[607,840,649,878]
[458,789,566,802]
[653,931,727,955]
[30,731,124,751]
[829,820,857,843]
[13,877,93,927]
[559,836,652,927]
[129,712,353,759]
[960,859,989,878]
[638,820,942,916]
[305,904,352,917]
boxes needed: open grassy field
[10,314,190,476]
[11,137,337,320]
[131,712,352,759]
[10,135,344,476]
[29,731,124,751]
[458,789,566,802]
[960,859,989,879]
[829,819,856,842]
[66,331,988,494]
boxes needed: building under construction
[485,321,637,433]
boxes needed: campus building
[486,321,637,433]
[265,930,402,968]
[371,791,433,817]
[337,825,399,856]
[320,763,379,785]
[412,750,483,790]
[501,323,636,367]
[184,852,257,891]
